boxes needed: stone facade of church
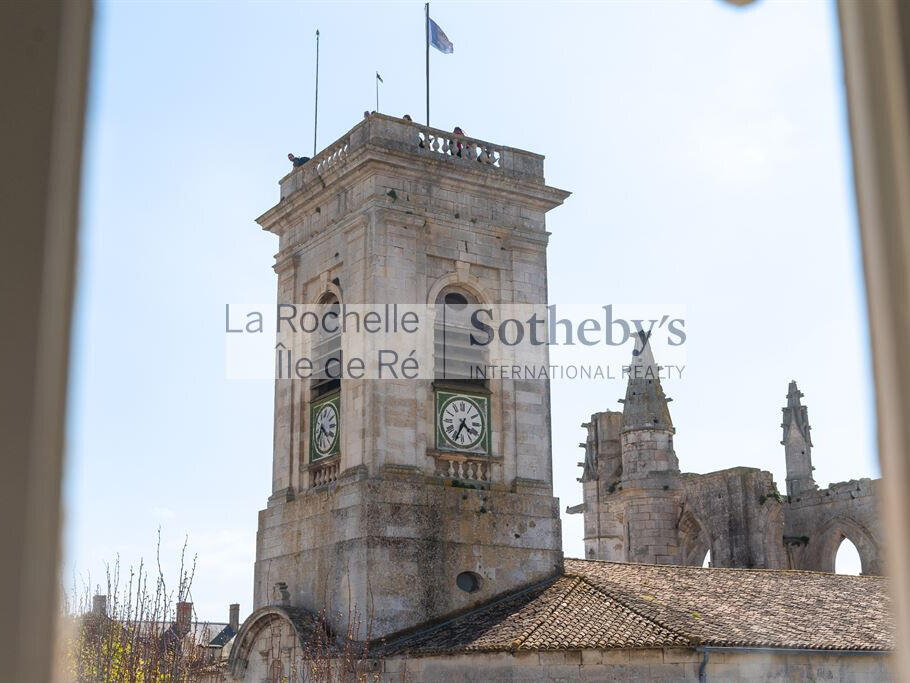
[219,115,892,681]
[569,357,885,575]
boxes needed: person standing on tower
[453,125,465,157]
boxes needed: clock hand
[453,418,467,440]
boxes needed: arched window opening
[311,294,341,399]
[702,549,712,568]
[678,510,711,567]
[835,537,862,575]
[434,289,486,386]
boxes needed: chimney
[92,595,107,617]
[229,603,240,632]
[176,601,192,635]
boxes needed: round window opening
[456,571,481,593]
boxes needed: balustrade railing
[314,140,349,174]
[279,114,542,200]
[433,453,491,483]
[280,137,350,198]
[417,129,501,168]
[310,457,339,487]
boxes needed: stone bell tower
[250,115,569,639]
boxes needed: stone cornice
[256,115,569,237]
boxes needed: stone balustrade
[433,452,491,484]
[281,136,351,199]
[279,114,545,200]
[309,457,339,488]
[417,129,501,167]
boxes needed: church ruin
[569,345,884,575]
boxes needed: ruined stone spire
[782,380,816,498]
[781,380,812,446]
[620,335,674,434]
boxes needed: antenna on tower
[313,29,320,157]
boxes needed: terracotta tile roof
[380,574,687,656]
[382,560,893,656]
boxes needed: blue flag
[429,18,454,54]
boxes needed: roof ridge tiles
[569,574,695,647]
[376,575,564,655]
[511,575,584,652]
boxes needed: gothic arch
[678,509,713,567]
[810,516,883,575]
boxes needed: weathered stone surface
[220,642,892,682]
[785,477,884,574]
[254,474,564,638]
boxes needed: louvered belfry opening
[311,294,341,399]
[434,290,486,387]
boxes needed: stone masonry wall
[379,648,891,682]
[681,468,788,569]
[785,477,884,574]
[254,471,563,638]
[225,643,893,682]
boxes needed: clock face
[311,398,339,459]
[437,393,488,452]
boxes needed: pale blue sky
[65,0,874,621]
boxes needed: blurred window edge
[4,0,910,680]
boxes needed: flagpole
[376,73,379,112]
[313,29,320,156]
[425,3,430,127]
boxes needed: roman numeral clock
[436,391,490,454]
[310,394,340,460]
